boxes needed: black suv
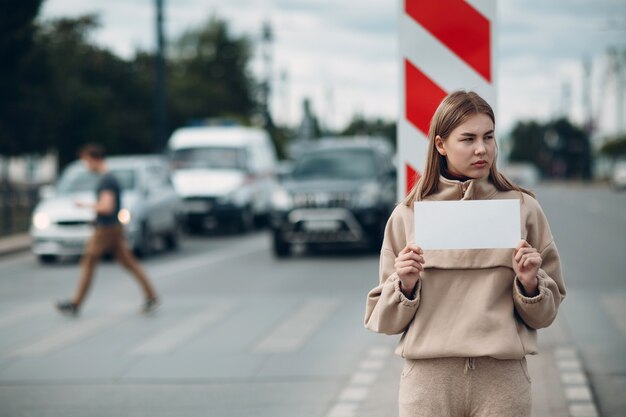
[269,139,397,257]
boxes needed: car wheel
[272,230,290,258]
[135,223,153,258]
[164,220,182,251]
[38,254,58,264]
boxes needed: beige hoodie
[364,176,566,360]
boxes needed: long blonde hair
[403,91,533,206]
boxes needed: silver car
[30,155,183,263]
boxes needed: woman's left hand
[513,240,542,296]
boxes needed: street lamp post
[155,0,168,151]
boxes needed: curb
[0,233,31,257]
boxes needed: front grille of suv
[292,192,354,209]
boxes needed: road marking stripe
[569,403,599,417]
[253,298,339,353]
[0,304,48,329]
[129,302,236,355]
[326,403,357,417]
[359,359,385,371]
[565,386,593,402]
[150,238,264,280]
[557,359,582,371]
[560,371,587,385]
[339,386,369,402]
[368,346,392,358]
[325,345,392,417]
[9,313,125,357]
[554,346,600,417]
[349,372,377,386]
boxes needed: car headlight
[355,183,380,208]
[271,188,292,211]
[33,212,51,230]
[118,208,132,225]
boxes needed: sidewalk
[357,315,592,417]
[0,233,30,256]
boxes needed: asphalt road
[0,182,623,417]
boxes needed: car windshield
[170,147,247,170]
[291,149,377,180]
[56,168,137,195]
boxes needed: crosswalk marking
[149,238,264,280]
[9,313,126,357]
[128,302,236,355]
[0,304,48,329]
[253,298,339,353]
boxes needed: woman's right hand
[394,244,425,296]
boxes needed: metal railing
[0,185,38,237]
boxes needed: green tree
[341,116,396,148]
[0,0,47,156]
[168,16,256,128]
[508,118,592,179]
[600,134,626,158]
[39,15,155,167]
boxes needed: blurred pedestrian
[364,91,566,417]
[56,144,159,316]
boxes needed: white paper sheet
[413,199,520,249]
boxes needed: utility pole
[582,57,593,134]
[155,0,168,151]
[260,21,274,129]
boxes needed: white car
[611,159,626,190]
[167,126,278,233]
[30,156,183,263]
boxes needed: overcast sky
[40,0,625,137]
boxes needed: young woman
[364,91,566,417]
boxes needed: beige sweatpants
[399,356,531,417]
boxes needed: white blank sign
[414,199,520,249]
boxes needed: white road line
[9,313,125,357]
[0,304,48,328]
[325,345,393,417]
[368,346,393,358]
[565,386,593,402]
[253,298,339,353]
[338,386,369,402]
[557,359,582,372]
[555,347,578,360]
[569,403,599,417]
[349,372,377,386]
[560,371,587,385]
[149,237,265,280]
[601,294,626,342]
[359,359,385,371]
[554,345,600,417]
[326,403,357,417]
[129,302,236,355]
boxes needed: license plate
[59,239,85,248]
[303,220,341,231]
[185,201,210,213]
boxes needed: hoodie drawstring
[464,357,476,374]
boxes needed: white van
[167,126,278,232]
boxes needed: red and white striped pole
[398,0,497,198]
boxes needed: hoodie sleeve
[364,206,421,335]
[513,196,566,329]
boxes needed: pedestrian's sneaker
[55,301,79,317]
[142,297,160,314]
